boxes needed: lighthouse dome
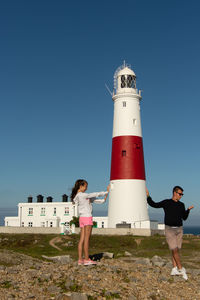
[117,67,136,77]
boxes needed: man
[146,186,194,280]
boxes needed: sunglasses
[176,192,184,196]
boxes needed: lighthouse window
[121,75,136,88]
[121,75,126,88]
[134,143,140,149]
[122,150,126,156]
[123,101,126,107]
[127,75,135,88]
[133,119,137,125]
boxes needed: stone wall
[0,226,164,236]
[75,227,165,236]
[0,226,61,234]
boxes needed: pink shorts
[79,216,93,228]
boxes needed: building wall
[5,207,109,229]
[4,202,164,231]
[158,223,165,230]
[5,202,77,228]
[132,220,159,230]
[4,217,19,227]
[93,216,108,228]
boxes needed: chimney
[28,196,33,203]
[46,196,53,202]
[37,194,43,202]
[62,194,68,202]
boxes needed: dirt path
[49,236,71,251]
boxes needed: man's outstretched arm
[146,187,165,208]
[182,204,194,220]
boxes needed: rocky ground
[0,250,200,300]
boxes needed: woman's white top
[73,191,108,217]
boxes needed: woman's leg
[78,227,85,261]
[83,225,92,260]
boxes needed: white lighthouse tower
[108,63,149,228]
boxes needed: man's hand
[188,205,194,210]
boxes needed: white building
[4,198,162,232]
[4,196,108,229]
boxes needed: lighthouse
[108,63,149,228]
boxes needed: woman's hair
[70,179,88,202]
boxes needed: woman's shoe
[84,259,97,266]
[78,259,84,265]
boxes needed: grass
[57,279,82,292]
[0,234,61,258]
[0,281,12,288]
[0,233,199,262]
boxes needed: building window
[50,222,53,227]
[64,222,70,228]
[122,101,126,107]
[53,207,56,215]
[41,207,45,215]
[133,118,137,125]
[122,150,126,157]
[133,143,140,149]
[28,208,33,215]
[28,222,33,227]
[41,222,45,227]
[64,207,69,215]
[21,222,24,227]
[102,222,104,228]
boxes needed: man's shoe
[179,267,188,280]
[170,267,181,276]
[84,259,97,266]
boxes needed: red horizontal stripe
[110,136,146,180]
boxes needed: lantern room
[114,64,136,95]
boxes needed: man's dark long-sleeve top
[147,196,190,227]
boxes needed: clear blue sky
[1,0,200,225]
